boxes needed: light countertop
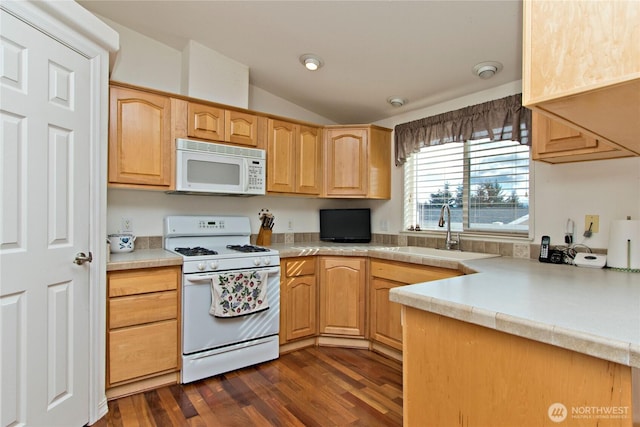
[273,243,498,270]
[107,248,182,271]
[390,257,640,368]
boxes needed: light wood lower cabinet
[402,307,633,426]
[369,259,462,351]
[106,266,181,398]
[319,257,367,337]
[108,320,178,384]
[280,257,318,344]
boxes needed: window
[404,138,530,235]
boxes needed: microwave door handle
[243,158,249,192]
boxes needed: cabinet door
[283,275,318,342]
[532,112,631,163]
[226,110,258,146]
[523,0,639,104]
[370,277,403,350]
[267,119,296,193]
[369,260,462,350]
[296,126,322,194]
[109,86,172,187]
[324,128,368,197]
[319,257,366,336]
[187,102,225,141]
[281,258,317,344]
[108,320,178,385]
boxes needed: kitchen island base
[402,307,634,427]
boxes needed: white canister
[107,234,136,253]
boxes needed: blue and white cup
[107,234,137,253]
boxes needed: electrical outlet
[287,219,294,231]
[121,217,133,233]
[584,215,599,234]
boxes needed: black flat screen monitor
[319,208,371,243]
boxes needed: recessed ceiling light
[299,54,324,71]
[473,61,503,79]
[387,97,406,107]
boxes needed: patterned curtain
[394,94,532,166]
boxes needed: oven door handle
[185,267,281,284]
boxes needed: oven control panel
[199,220,225,230]
[165,215,251,237]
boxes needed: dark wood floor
[94,346,403,426]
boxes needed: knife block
[256,227,272,246]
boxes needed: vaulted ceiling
[79,1,523,123]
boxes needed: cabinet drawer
[108,320,178,385]
[285,258,316,277]
[108,266,179,297]
[109,291,177,329]
[370,260,461,284]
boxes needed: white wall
[249,85,336,125]
[107,190,369,236]
[532,157,640,249]
[103,17,181,93]
[181,40,249,108]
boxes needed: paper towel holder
[607,215,639,271]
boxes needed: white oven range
[164,215,280,384]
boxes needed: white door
[1,10,92,426]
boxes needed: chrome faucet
[438,203,459,250]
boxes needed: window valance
[394,94,532,166]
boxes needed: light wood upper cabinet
[369,259,462,351]
[267,119,322,195]
[523,0,640,157]
[106,266,181,395]
[319,257,367,337]
[280,257,318,344]
[296,126,322,194]
[187,103,224,141]
[267,120,295,193]
[323,125,391,199]
[532,112,633,163]
[108,86,173,189]
[187,101,261,147]
[226,110,260,147]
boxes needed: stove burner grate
[174,247,219,257]
[226,244,269,253]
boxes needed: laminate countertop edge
[389,257,640,368]
[107,248,183,271]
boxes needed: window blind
[404,138,529,235]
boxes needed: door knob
[73,252,93,265]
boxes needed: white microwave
[174,138,266,196]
